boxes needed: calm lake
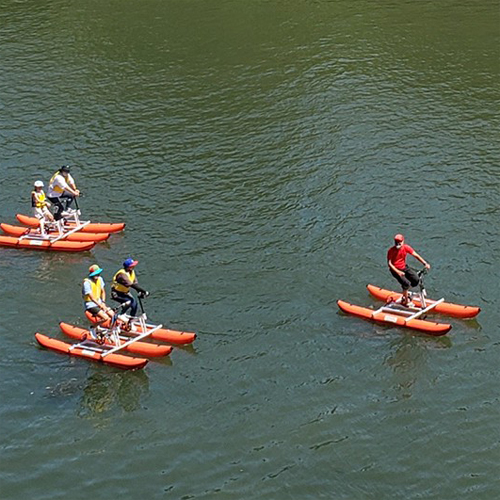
[0,1,499,498]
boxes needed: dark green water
[1,1,499,498]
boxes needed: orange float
[35,333,148,370]
[0,235,95,252]
[1,222,109,243]
[16,213,125,234]
[366,284,480,319]
[85,311,197,345]
[59,322,173,357]
[337,299,452,336]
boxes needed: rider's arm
[57,175,79,197]
[65,185,80,197]
[388,260,405,276]
[116,273,133,288]
[86,289,105,309]
[131,283,147,294]
[100,278,107,302]
[66,174,79,194]
[411,250,431,269]
[83,282,104,309]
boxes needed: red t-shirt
[387,244,414,270]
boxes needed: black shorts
[86,306,101,315]
[390,266,420,291]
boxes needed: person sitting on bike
[47,165,80,221]
[31,181,55,229]
[82,264,114,327]
[387,234,431,306]
[111,258,149,321]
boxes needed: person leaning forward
[47,165,80,221]
[387,234,430,307]
[111,258,149,318]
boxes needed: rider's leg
[390,269,411,305]
[47,197,64,221]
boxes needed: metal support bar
[379,307,415,316]
[69,341,110,353]
[102,327,159,357]
[406,298,445,321]
[50,220,90,243]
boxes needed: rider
[47,165,80,221]
[82,264,114,327]
[31,181,55,230]
[387,234,431,306]
[111,258,149,320]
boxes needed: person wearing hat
[47,165,80,221]
[31,180,54,225]
[111,258,149,319]
[82,264,114,326]
[387,234,431,307]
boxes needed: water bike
[85,295,197,345]
[16,206,125,234]
[337,269,480,336]
[60,302,173,358]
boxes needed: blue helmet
[123,258,138,269]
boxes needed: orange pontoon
[16,214,125,234]
[366,284,480,319]
[1,223,109,243]
[0,235,95,252]
[59,322,173,357]
[35,333,148,370]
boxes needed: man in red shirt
[387,234,431,306]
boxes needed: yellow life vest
[82,277,104,303]
[112,269,136,293]
[31,190,46,208]
[49,171,64,194]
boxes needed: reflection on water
[77,369,150,419]
[384,334,451,401]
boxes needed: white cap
[34,180,44,187]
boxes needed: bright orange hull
[35,333,148,370]
[1,223,109,242]
[16,214,125,234]
[337,299,451,336]
[85,311,197,345]
[0,235,95,252]
[59,322,172,357]
[366,285,480,319]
